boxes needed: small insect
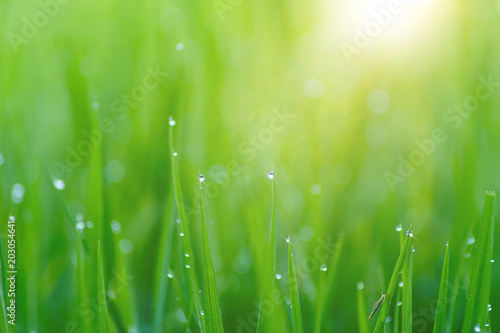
[369,291,386,320]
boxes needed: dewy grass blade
[356,283,370,333]
[169,120,205,332]
[154,191,176,333]
[288,241,303,333]
[315,234,344,331]
[402,245,414,333]
[315,263,327,333]
[98,240,110,333]
[199,181,224,333]
[462,191,495,332]
[257,172,277,333]
[393,285,401,333]
[433,243,449,333]
[373,232,411,333]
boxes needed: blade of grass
[154,190,176,333]
[257,173,277,333]
[315,234,344,331]
[462,191,495,332]
[199,182,224,332]
[433,243,449,333]
[98,240,110,333]
[373,231,412,333]
[357,283,370,333]
[314,265,327,333]
[402,245,414,333]
[393,286,401,333]
[169,122,204,332]
[288,241,303,333]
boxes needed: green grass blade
[433,243,449,333]
[257,174,277,333]
[402,245,414,333]
[98,240,110,333]
[462,191,495,332]
[315,233,344,331]
[357,283,370,333]
[314,266,327,333]
[288,242,303,333]
[393,286,401,333]
[153,191,175,333]
[169,122,205,331]
[200,184,224,332]
[373,232,412,333]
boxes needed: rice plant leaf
[373,232,411,333]
[169,124,204,331]
[402,245,414,333]
[97,240,110,333]
[433,243,449,333]
[200,185,224,332]
[462,191,495,332]
[315,233,344,332]
[257,175,277,333]
[154,191,176,333]
[288,242,303,333]
[357,284,370,333]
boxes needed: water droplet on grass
[199,174,205,182]
[399,282,404,287]
[111,220,121,234]
[119,239,133,253]
[0,153,4,165]
[320,264,327,272]
[179,232,184,237]
[396,225,402,232]
[167,271,174,278]
[474,324,481,332]
[468,237,475,244]
[357,282,364,290]
[176,43,184,51]
[275,274,282,280]
[185,264,190,268]
[76,221,85,231]
[87,221,93,228]
[173,152,178,156]
[185,253,190,257]
[267,171,274,180]
[53,179,65,190]
[11,183,25,204]
[169,116,176,126]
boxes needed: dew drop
[8,215,15,222]
[76,214,84,221]
[487,303,492,311]
[267,171,274,180]
[468,237,475,245]
[111,220,121,234]
[199,174,205,182]
[185,264,190,268]
[357,282,364,290]
[87,221,94,228]
[76,221,86,232]
[200,311,204,316]
[176,43,184,51]
[173,152,178,157]
[474,324,481,332]
[180,232,184,237]
[167,271,174,279]
[0,153,4,165]
[107,290,116,300]
[395,225,402,232]
[53,179,65,190]
[275,274,282,280]
[169,116,176,126]
[185,253,190,257]
[11,183,25,204]
[491,259,495,263]
[397,301,402,306]
[176,219,181,224]
[119,239,133,254]
[93,101,99,109]
[465,252,470,258]
[399,282,404,287]
[320,264,327,272]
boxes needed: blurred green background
[1,0,500,331]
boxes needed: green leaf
[462,191,495,332]
[257,175,277,333]
[433,243,449,333]
[169,124,205,332]
[357,284,370,333]
[288,242,303,333]
[402,245,414,333]
[373,232,412,333]
[200,185,224,332]
[97,240,110,333]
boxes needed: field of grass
[1,0,500,332]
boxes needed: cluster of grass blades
[43,113,495,333]
[360,191,495,333]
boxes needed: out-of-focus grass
[1,0,500,332]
